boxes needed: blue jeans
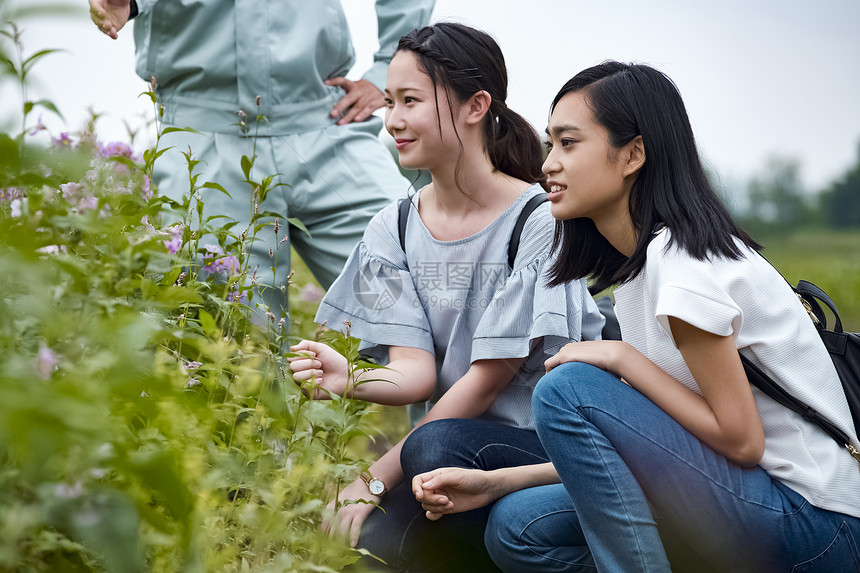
[355,418,548,572]
[486,362,860,572]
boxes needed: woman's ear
[464,90,492,125]
[622,135,646,178]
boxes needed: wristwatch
[360,471,387,497]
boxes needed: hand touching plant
[288,340,352,399]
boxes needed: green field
[758,230,860,332]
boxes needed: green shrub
[0,24,385,572]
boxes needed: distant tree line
[732,142,860,235]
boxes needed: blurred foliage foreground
[0,24,388,573]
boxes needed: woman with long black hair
[411,62,860,572]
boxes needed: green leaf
[240,154,254,179]
[0,54,17,76]
[30,98,64,120]
[201,181,232,198]
[22,49,63,74]
[288,217,311,238]
[143,146,173,166]
[162,126,201,136]
[198,310,218,336]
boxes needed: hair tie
[494,101,508,123]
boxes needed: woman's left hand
[544,340,630,374]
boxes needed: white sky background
[3,0,859,198]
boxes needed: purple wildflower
[36,343,58,380]
[60,182,82,201]
[184,361,203,371]
[142,174,152,200]
[29,114,46,136]
[98,141,134,159]
[199,244,240,277]
[298,283,324,303]
[163,225,184,254]
[227,290,247,303]
[0,187,23,201]
[52,132,73,148]
[77,196,99,213]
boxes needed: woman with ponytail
[288,22,605,571]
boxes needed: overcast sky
[3,0,859,196]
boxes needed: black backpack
[741,280,860,461]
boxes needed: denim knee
[485,492,524,569]
[534,361,603,410]
[400,419,464,478]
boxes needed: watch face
[369,479,385,496]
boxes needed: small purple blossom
[29,114,46,136]
[52,132,73,148]
[60,182,82,201]
[163,225,184,254]
[0,187,23,201]
[142,174,152,200]
[184,361,202,371]
[298,283,324,303]
[227,290,247,303]
[199,244,240,277]
[77,196,99,213]
[186,378,202,388]
[98,141,134,159]
[36,343,58,380]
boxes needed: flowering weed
[0,24,387,572]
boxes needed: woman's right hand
[411,467,500,520]
[321,477,381,547]
[288,340,350,399]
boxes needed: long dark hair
[397,23,546,190]
[547,61,760,292]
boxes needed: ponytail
[490,107,547,190]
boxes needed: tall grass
[758,230,860,331]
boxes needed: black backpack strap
[508,193,549,269]
[398,197,411,254]
[740,353,855,453]
[796,280,842,333]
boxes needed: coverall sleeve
[361,0,435,92]
[131,0,157,17]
